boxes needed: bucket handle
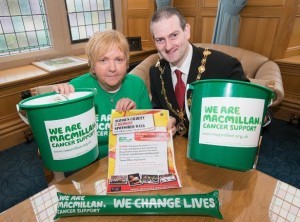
[262,97,274,127]
[185,84,194,120]
[16,104,29,125]
[16,94,69,125]
[268,98,273,107]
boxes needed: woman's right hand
[52,83,75,96]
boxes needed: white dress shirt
[170,43,193,90]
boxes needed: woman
[52,30,176,159]
[52,30,153,159]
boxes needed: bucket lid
[18,88,96,109]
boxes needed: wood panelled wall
[285,0,300,57]
[239,0,299,60]
[122,0,300,60]
[122,0,155,48]
[273,56,300,121]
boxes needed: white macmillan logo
[199,97,265,147]
[45,108,97,160]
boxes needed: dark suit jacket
[149,44,249,137]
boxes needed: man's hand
[167,116,176,136]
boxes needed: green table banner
[54,190,223,220]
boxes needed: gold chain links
[155,48,211,136]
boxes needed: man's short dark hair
[150,6,187,32]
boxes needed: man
[149,6,249,137]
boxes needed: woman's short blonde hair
[85,30,130,73]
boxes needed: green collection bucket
[185,79,275,171]
[17,89,99,172]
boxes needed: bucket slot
[53,94,69,102]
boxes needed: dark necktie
[174,69,186,110]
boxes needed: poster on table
[107,109,181,193]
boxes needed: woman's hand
[167,116,177,137]
[52,83,75,96]
[115,98,136,112]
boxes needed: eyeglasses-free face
[151,15,191,67]
[93,46,127,92]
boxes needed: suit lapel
[186,46,204,98]
[187,46,203,84]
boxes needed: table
[0,136,299,221]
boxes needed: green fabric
[70,73,152,159]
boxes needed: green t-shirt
[70,73,152,159]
